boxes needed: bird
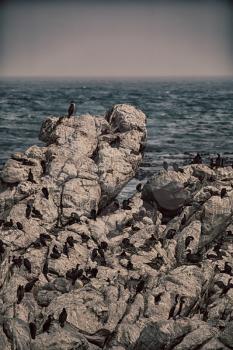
[16,222,23,231]
[127,260,134,270]
[122,199,131,210]
[3,219,13,229]
[163,161,169,171]
[17,285,24,304]
[67,212,80,225]
[186,249,203,264]
[31,207,43,220]
[100,241,108,251]
[168,294,179,319]
[63,242,69,258]
[154,292,163,305]
[24,258,32,273]
[26,204,32,219]
[58,308,67,328]
[221,188,227,198]
[218,262,233,276]
[136,183,142,192]
[215,154,221,168]
[136,278,146,294]
[90,209,97,221]
[192,153,202,164]
[29,322,37,339]
[81,233,90,243]
[215,278,233,297]
[25,278,39,292]
[166,229,176,239]
[66,236,77,248]
[41,160,46,175]
[50,245,61,259]
[42,315,53,333]
[12,256,22,268]
[181,214,186,226]
[28,169,36,183]
[185,236,194,249]
[42,260,49,281]
[173,163,179,172]
[67,101,76,118]
[42,187,49,199]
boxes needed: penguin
[58,308,67,328]
[67,101,76,118]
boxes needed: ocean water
[0,79,233,196]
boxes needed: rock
[1,103,233,350]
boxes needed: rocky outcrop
[0,105,233,350]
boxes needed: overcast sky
[1,0,233,78]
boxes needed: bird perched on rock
[67,101,76,117]
[218,262,233,276]
[163,161,169,171]
[221,188,227,198]
[17,285,24,304]
[42,187,49,199]
[29,322,37,339]
[42,315,53,333]
[185,236,194,249]
[215,154,221,168]
[192,153,202,164]
[16,222,23,231]
[26,204,32,219]
[12,256,22,268]
[23,258,32,273]
[63,242,69,258]
[66,236,77,248]
[136,183,142,192]
[58,308,67,328]
[25,278,39,292]
[166,229,176,239]
[100,241,108,251]
[186,249,203,264]
[28,169,36,184]
[90,209,97,221]
[50,245,61,259]
[174,296,185,319]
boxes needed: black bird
[58,308,67,328]
[127,260,134,270]
[67,101,76,118]
[100,241,108,251]
[136,183,142,192]
[210,158,214,169]
[31,207,43,220]
[81,233,90,243]
[12,256,22,268]
[218,262,233,276]
[221,188,227,198]
[192,153,202,164]
[23,258,32,273]
[90,209,97,221]
[90,268,98,278]
[173,163,179,172]
[66,236,77,248]
[122,199,131,210]
[186,249,203,264]
[42,187,49,199]
[41,160,46,175]
[215,278,233,297]
[174,296,185,319]
[17,285,24,304]
[42,315,53,333]
[42,260,49,281]
[16,222,23,231]
[136,278,146,294]
[40,233,52,242]
[67,212,80,225]
[154,293,163,305]
[50,245,61,259]
[163,161,169,171]
[168,294,179,319]
[91,248,98,261]
[29,322,37,339]
[166,229,176,239]
[215,154,221,168]
[185,236,194,249]
[26,204,32,219]
[181,214,186,226]
[28,169,36,183]
[0,240,5,257]
[25,278,39,292]
[147,255,164,270]
[63,242,69,258]
[3,219,13,229]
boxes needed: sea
[0,78,233,197]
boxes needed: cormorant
[42,187,49,199]
[154,292,163,304]
[42,315,53,333]
[12,256,22,268]
[100,241,108,251]
[174,296,185,319]
[181,214,186,226]
[67,101,76,118]
[58,308,67,328]
[24,258,32,273]
[29,322,37,339]
[136,183,142,192]
[221,188,227,198]
[90,209,97,221]
[50,245,61,259]
[185,236,194,249]
[192,153,202,164]
[163,161,169,171]
[25,278,39,292]
[186,249,203,264]
[66,236,77,248]
[17,285,24,304]
[215,154,221,168]
[63,242,69,258]
[16,222,23,231]
[26,204,32,219]
[28,169,36,183]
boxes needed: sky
[0,0,233,78]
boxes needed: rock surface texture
[0,104,233,350]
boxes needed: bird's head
[70,101,75,104]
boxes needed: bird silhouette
[58,308,67,328]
